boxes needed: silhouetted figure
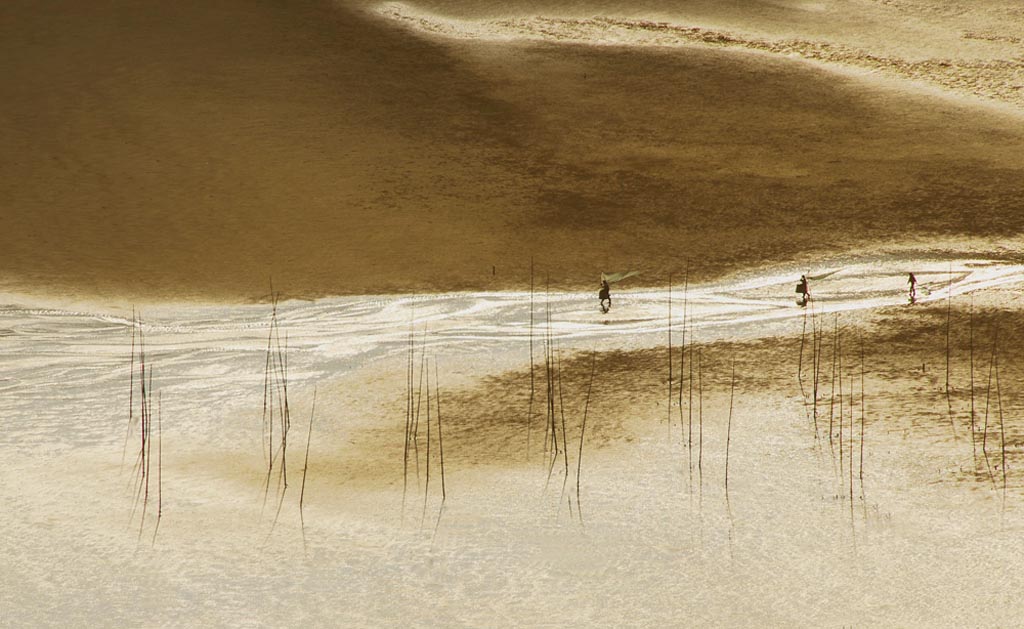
[908,272,917,304]
[599,279,611,313]
[795,274,810,307]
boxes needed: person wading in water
[908,272,917,303]
[796,274,810,307]
[598,271,637,313]
[599,279,611,313]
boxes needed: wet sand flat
[5,3,1024,625]
[4,284,1024,626]
[3,0,1024,301]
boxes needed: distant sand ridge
[378,1,1024,109]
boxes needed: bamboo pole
[859,336,866,488]
[556,348,570,509]
[434,358,446,501]
[698,348,704,504]
[982,327,998,487]
[688,324,695,485]
[838,321,844,488]
[299,388,317,553]
[402,316,413,520]
[413,327,427,482]
[995,343,1007,508]
[969,297,977,463]
[423,360,431,527]
[152,390,162,547]
[798,300,807,401]
[829,314,837,450]
[668,272,673,437]
[122,307,137,469]
[848,362,854,515]
[812,301,820,440]
[577,352,596,524]
[678,264,689,439]
[725,358,735,494]
[527,257,535,459]
[945,262,954,436]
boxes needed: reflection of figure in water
[908,272,917,303]
[795,274,810,307]
[599,279,611,313]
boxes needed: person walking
[796,274,810,307]
[599,279,611,313]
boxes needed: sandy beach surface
[2,0,1024,300]
[4,256,1024,626]
[3,1,1024,627]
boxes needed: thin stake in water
[577,351,596,525]
[725,358,735,495]
[945,262,955,436]
[982,327,998,488]
[698,348,704,506]
[434,358,447,501]
[668,272,673,436]
[527,257,535,459]
[678,262,689,442]
[300,388,317,554]
[969,297,977,464]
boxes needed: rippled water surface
[2,255,1018,449]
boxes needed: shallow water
[1,254,1019,450]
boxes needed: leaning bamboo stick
[698,348,704,504]
[969,297,977,463]
[413,327,427,482]
[678,263,689,443]
[152,390,162,547]
[527,258,535,459]
[848,362,854,514]
[299,388,317,551]
[577,351,597,524]
[402,316,413,519]
[829,314,837,450]
[798,301,807,401]
[995,343,1007,508]
[668,272,673,436]
[859,336,866,488]
[122,307,137,469]
[838,321,844,488]
[811,300,820,440]
[434,358,447,501]
[982,327,998,487]
[423,359,431,527]
[945,263,954,436]
[725,358,736,494]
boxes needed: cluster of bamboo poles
[123,308,163,546]
[797,286,1015,521]
[958,298,1009,505]
[927,276,1008,505]
[927,287,1009,505]
[523,262,598,523]
[667,265,746,558]
[402,318,447,529]
[668,267,703,500]
[260,291,292,538]
[260,291,318,548]
[798,307,867,516]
